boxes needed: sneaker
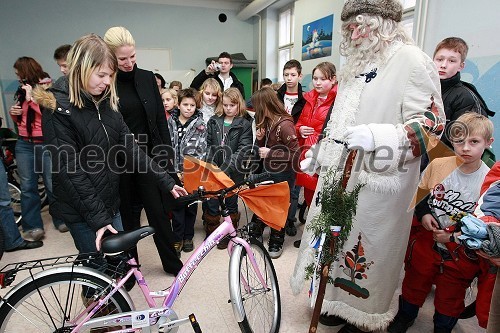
[268,242,283,259]
[57,223,69,233]
[182,239,194,252]
[173,241,183,258]
[24,228,45,241]
[387,311,415,333]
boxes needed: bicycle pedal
[189,313,202,333]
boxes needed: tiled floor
[0,207,484,332]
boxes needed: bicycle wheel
[0,270,133,332]
[229,238,281,333]
[8,182,22,225]
[0,221,4,260]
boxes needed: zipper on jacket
[94,101,111,150]
[94,100,114,215]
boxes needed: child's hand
[432,229,449,243]
[421,214,439,231]
[95,224,118,251]
[258,147,270,159]
[299,126,314,138]
[477,250,500,267]
[256,128,265,140]
[171,184,188,198]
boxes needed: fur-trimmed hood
[33,76,69,111]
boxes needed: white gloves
[343,125,375,152]
[300,144,324,176]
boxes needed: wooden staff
[309,149,357,333]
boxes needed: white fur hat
[341,0,403,22]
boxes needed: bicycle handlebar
[176,172,272,204]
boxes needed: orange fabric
[183,157,289,230]
[183,156,235,193]
[238,182,290,230]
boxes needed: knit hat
[341,0,403,22]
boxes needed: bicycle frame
[72,213,269,332]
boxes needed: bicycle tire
[229,237,281,333]
[0,222,4,261]
[0,270,133,332]
[7,182,22,225]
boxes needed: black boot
[387,296,418,333]
[268,228,285,259]
[203,212,221,239]
[248,214,264,242]
[285,218,297,236]
[433,311,458,333]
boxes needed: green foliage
[304,169,363,281]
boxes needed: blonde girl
[197,78,222,124]
[203,88,253,249]
[161,88,178,120]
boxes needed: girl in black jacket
[38,34,186,261]
[204,88,253,249]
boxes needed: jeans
[288,185,301,222]
[15,139,65,231]
[67,213,123,254]
[0,162,24,250]
[205,195,238,216]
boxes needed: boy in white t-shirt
[389,112,495,333]
[276,59,305,124]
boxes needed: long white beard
[340,38,385,82]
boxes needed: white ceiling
[104,0,252,11]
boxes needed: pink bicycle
[0,173,281,333]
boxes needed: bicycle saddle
[101,226,155,254]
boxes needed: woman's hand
[9,104,22,116]
[256,128,265,141]
[95,224,118,251]
[22,83,33,102]
[258,147,270,159]
[299,126,314,138]
[422,214,439,231]
[171,184,188,198]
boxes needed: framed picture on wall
[301,14,334,61]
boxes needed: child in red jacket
[388,113,495,333]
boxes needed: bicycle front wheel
[229,238,281,333]
[0,270,133,332]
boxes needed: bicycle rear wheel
[0,270,133,332]
[8,182,21,225]
[229,238,281,333]
[0,221,4,260]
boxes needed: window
[278,6,294,81]
[401,0,416,38]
